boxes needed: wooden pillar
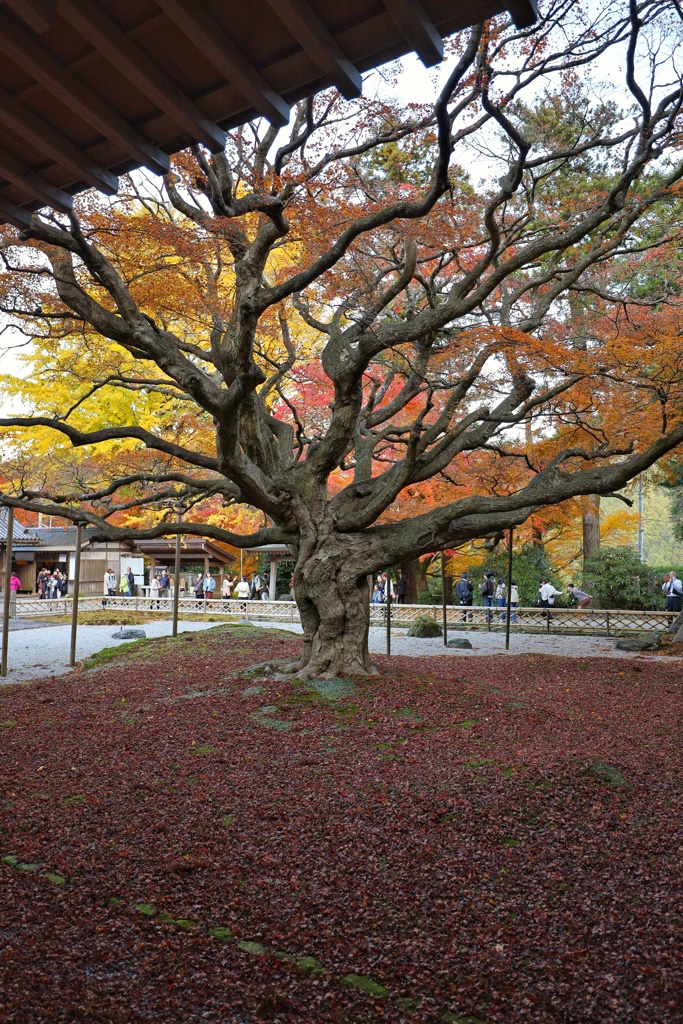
[270,557,277,602]
[505,528,513,651]
[441,551,448,646]
[69,524,82,667]
[204,554,209,575]
[172,513,181,637]
[1,507,14,677]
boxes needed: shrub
[583,547,664,609]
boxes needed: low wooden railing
[11,595,671,635]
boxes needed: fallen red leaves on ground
[0,625,681,1023]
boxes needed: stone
[407,616,442,638]
[614,634,661,652]
[447,638,473,649]
[111,628,146,640]
[277,594,294,601]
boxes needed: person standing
[455,572,474,622]
[568,583,592,609]
[37,567,49,599]
[396,572,408,604]
[194,573,204,600]
[509,579,519,622]
[119,568,129,596]
[540,579,563,621]
[150,574,160,608]
[480,573,495,622]
[662,570,683,619]
[235,576,250,611]
[495,577,506,620]
[250,572,262,601]
[222,575,235,600]
[126,566,136,598]
[204,573,216,605]
[158,568,171,601]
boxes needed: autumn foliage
[3,3,683,673]
[0,626,681,1022]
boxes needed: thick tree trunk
[283,537,378,678]
[401,559,419,603]
[582,495,601,563]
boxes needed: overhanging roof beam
[0,84,118,195]
[0,145,72,212]
[0,196,32,228]
[4,0,54,34]
[506,0,539,29]
[381,0,443,67]
[156,0,290,128]
[0,9,170,176]
[264,0,362,100]
[58,0,227,154]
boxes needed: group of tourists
[217,573,269,601]
[36,567,68,599]
[371,572,408,604]
[103,566,138,601]
[455,572,521,622]
[453,572,595,622]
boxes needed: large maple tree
[3,1,683,675]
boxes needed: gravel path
[1,617,676,685]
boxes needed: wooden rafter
[0,8,170,177]
[0,195,32,229]
[381,0,444,67]
[58,0,227,153]
[0,145,72,212]
[0,84,118,195]
[156,0,291,127]
[506,0,540,29]
[264,0,362,100]
[3,0,54,34]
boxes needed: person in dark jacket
[396,573,408,604]
[126,567,135,597]
[455,572,474,621]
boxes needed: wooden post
[69,524,82,667]
[270,557,277,603]
[441,551,448,646]
[386,575,391,656]
[505,528,513,651]
[172,512,181,637]
[1,507,14,677]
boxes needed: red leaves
[0,629,681,1022]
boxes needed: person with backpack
[455,572,474,621]
[250,572,262,600]
[480,573,495,623]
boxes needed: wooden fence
[11,595,671,635]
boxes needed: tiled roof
[0,507,40,545]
